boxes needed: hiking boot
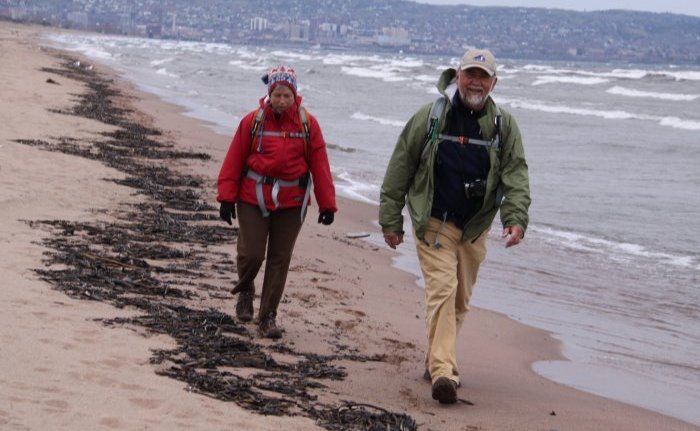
[235,291,254,323]
[424,369,461,387]
[431,377,458,404]
[257,316,283,339]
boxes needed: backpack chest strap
[254,131,308,139]
[437,134,500,148]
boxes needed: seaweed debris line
[18,54,417,431]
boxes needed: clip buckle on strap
[439,134,495,148]
[245,169,273,217]
[255,179,269,216]
[246,169,311,222]
[299,175,313,223]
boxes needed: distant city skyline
[415,0,700,17]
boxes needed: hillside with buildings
[2,0,699,64]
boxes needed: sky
[415,0,700,17]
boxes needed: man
[379,48,530,404]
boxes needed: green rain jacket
[379,68,531,242]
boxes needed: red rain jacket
[217,95,337,214]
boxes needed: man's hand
[384,232,404,249]
[502,225,523,248]
[219,202,236,225]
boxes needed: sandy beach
[1,22,697,431]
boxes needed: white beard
[463,92,490,110]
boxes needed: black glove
[219,202,236,225]
[318,211,334,226]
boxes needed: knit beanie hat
[263,65,297,96]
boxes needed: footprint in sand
[120,383,145,391]
[99,417,122,429]
[44,399,70,410]
[128,397,163,410]
[338,308,366,318]
[334,319,358,331]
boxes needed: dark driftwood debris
[18,55,417,431]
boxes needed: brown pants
[234,202,303,320]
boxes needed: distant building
[376,27,410,47]
[288,21,310,41]
[250,17,268,32]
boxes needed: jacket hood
[437,68,459,99]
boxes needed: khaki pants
[234,202,303,320]
[415,217,488,386]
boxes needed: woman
[217,65,336,339]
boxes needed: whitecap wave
[532,75,610,86]
[590,68,700,82]
[340,66,408,82]
[651,70,700,81]
[155,67,179,78]
[234,47,262,59]
[522,64,557,72]
[415,74,437,83]
[46,34,115,60]
[498,96,700,130]
[607,86,699,101]
[387,58,424,68]
[531,225,698,269]
[591,69,650,80]
[499,97,647,120]
[335,170,379,205]
[269,50,316,61]
[351,112,406,127]
[516,65,700,82]
[228,59,267,71]
[658,117,700,130]
[322,53,383,66]
[150,57,175,67]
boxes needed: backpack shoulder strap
[250,107,266,154]
[298,105,310,162]
[420,96,447,161]
[494,104,502,150]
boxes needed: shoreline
[2,21,698,430]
